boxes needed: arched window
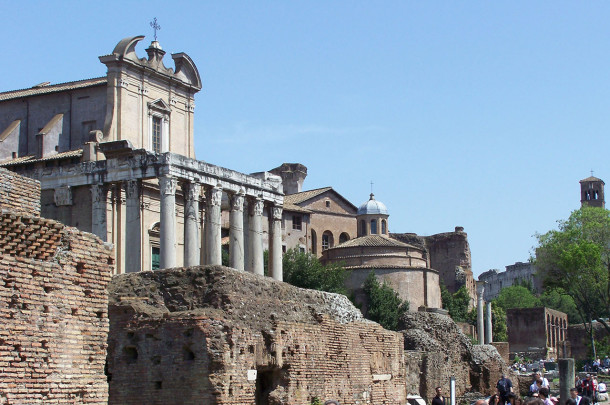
[322,231,334,250]
[381,219,387,234]
[360,220,366,236]
[339,232,350,244]
[370,219,377,234]
[311,229,317,255]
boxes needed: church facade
[0,35,285,278]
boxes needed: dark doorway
[255,367,286,405]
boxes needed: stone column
[485,301,493,344]
[183,181,200,267]
[229,191,245,271]
[91,183,107,242]
[205,185,223,266]
[125,180,141,272]
[243,199,250,271]
[476,281,486,345]
[249,197,264,275]
[558,358,575,405]
[159,175,177,269]
[269,204,283,281]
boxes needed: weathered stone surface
[400,312,516,402]
[107,265,406,404]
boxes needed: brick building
[507,307,568,360]
[0,168,113,404]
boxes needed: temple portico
[20,140,284,279]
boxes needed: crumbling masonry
[0,168,113,404]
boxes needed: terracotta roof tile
[0,149,83,167]
[330,235,413,249]
[0,77,107,101]
[284,187,332,205]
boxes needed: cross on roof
[150,17,161,41]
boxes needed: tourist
[566,399,577,405]
[598,380,607,394]
[489,394,501,405]
[432,386,446,405]
[535,372,550,388]
[538,388,553,405]
[570,387,582,405]
[603,356,610,369]
[581,374,595,399]
[530,380,542,396]
[497,373,514,405]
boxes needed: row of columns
[90,175,283,280]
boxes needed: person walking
[570,388,582,405]
[497,373,514,405]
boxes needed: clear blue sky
[2,1,609,277]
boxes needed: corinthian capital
[250,198,264,217]
[184,182,200,201]
[230,191,245,212]
[270,205,283,220]
[159,176,177,196]
[206,186,223,207]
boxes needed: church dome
[357,193,388,215]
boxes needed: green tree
[362,271,409,331]
[494,285,540,312]
[282,248,349,295]
[440,283,453,312]
[441,284,471,322]
[535,206,610,335]
[539,288,579,324]
[491,301,508,342]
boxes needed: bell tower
[580,174,605,208]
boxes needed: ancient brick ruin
[401,312,515,401]
[0,166,511,405]
[107,266,406,404]
[0,168,113,404]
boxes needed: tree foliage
[539,288,579,324]
[535,206,610,334]
[494,285,540,312]
[282,248,349,295]
[362,271,409,331]
[441,284,471,322]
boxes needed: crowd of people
[470,371,609,405]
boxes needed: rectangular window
[152,116,162,153]
[151,246,160,270]
[292,215,302,230]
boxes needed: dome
[357,193,388,215]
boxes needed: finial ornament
[591,169,595,177]
[150,17,161,41]
[370,180,374,194]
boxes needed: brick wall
[0,211,113,404]
[108,266,406,405]
[0,167,40,216]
